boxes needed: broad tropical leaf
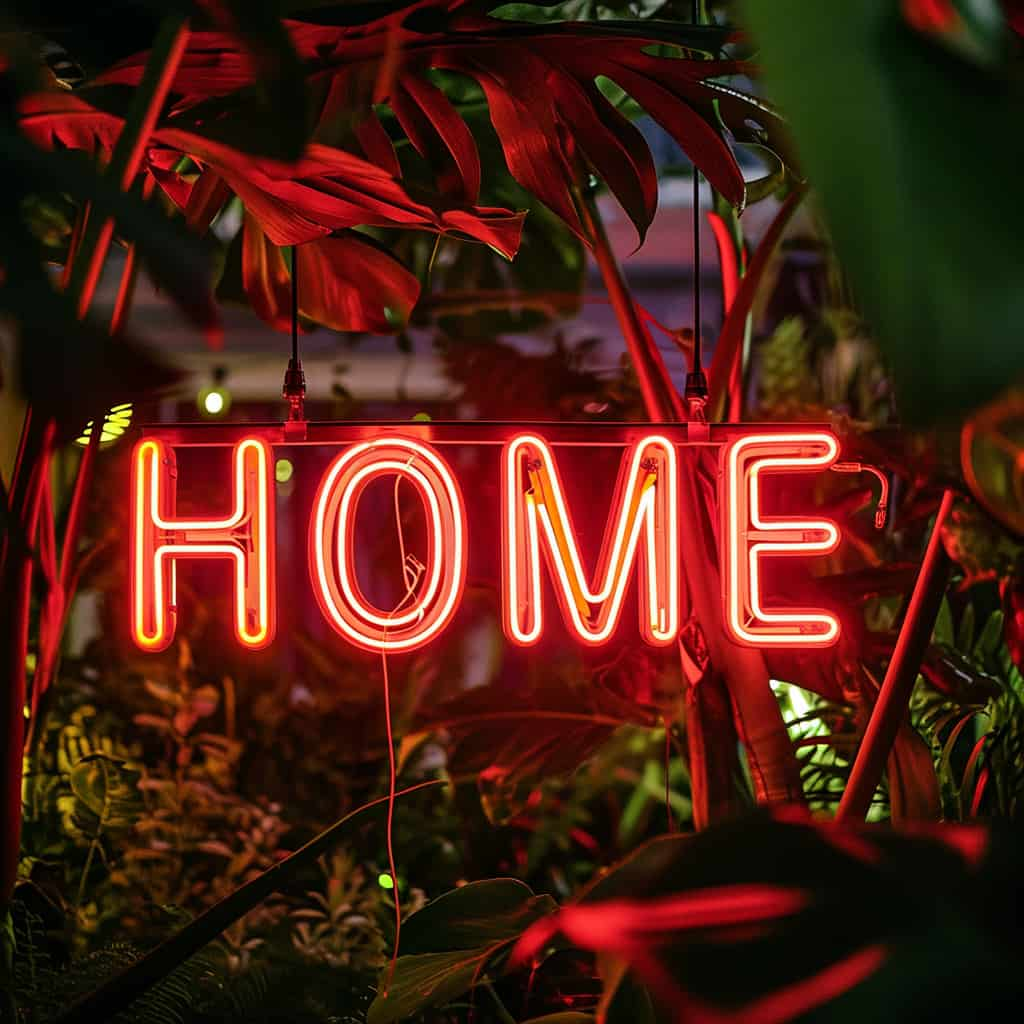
[513,813,1023,1022]
[18,89,524,334]
[91,4,791,243]
[367,878,557,1024]
[742,0,1024,422]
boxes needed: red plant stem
[0,420,55,904]
[108,175,155,337]
[707,211,739,315]
[26,424,103,750]
[836,489,955,822]
[578,190,684,422]
[68,16,190,318]
[708,188,804,422]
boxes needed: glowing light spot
[275,458,294,484]
[202,389,226,416]
[377,872,395,890]
[76,403,133,448]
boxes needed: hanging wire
[283,244,306,421]
[685,0,710,415]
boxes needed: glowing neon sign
[503,434,678,646]
[129,424,856,653]
[311,438,466,652]
[131,437,274,650]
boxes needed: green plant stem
[482,982,516,1024]
[54,780,446,1024]
[836,489,955,822]
[66,15,190,318]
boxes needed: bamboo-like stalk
[0,420,55,904]
[2,18,190,914]
[708,188,804,422]
[579,188,802,817]
[836,489,955,822]
[66,16,189,317]
[577,188,684,422]
[54,781,445,1024]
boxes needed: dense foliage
[2,2,1024,1023]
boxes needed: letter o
[310,438,467,652]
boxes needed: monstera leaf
[19,89,524,334]
[512,813,1024,1022]
[91,2,790,243]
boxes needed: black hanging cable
[685,0,710,415]
[283,244,306,422]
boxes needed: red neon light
[309,438,467,652]
[131,437,274,651]
[502,434,679,646]
[722,432,840,647]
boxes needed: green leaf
[367,950,498,1024]
[741,0,1024,422]
[399,879,558,954]
[933,598,954,647]
[68,754,143,839]
[367,879,557,1024]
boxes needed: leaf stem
[837,490,955,822]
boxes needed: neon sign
[129,423,856,652]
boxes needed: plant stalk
[708,188,804,421]
[577,188,684,422]
[67,15,189,317]
[836,489,955,822]
[55,780,445,1024]
[0,419,55,905]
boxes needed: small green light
[275,458,294,484]
[377,872,395,890]
[412,412,431,422]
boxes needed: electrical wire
[283,244,306,421]
[685,0,709,411]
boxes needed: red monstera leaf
[241,214,293,332]
[18,89,523,335]
[295,232,419,333]
[92,6,787,245]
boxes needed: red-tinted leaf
[392,71,481,201]
[547,71,658,247]
[184,167,232,233]
[887,722,941,822]
[19,94,523,258]
[241,213,293,332]
[18,91,121,153]
[709,188,804,420]
[315,67,402,177]
[89,13,772,243]
[573,56,744,208]
[1001,572,1024,674]
[296,233,419,333]
[451,51,582,234]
